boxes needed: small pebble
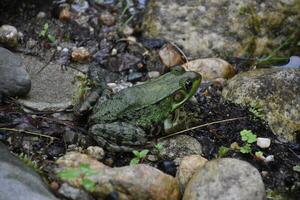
[111,48,117,56]
[257,137,271,148]
[123,25,134,36]
[157,160,177,177]
[147,154,158,162]
[59,6,71,21]
[86,146,105,160]
[148,71,160,79]
[0,25,18,47]
[99,12,116,26]
[159,43,185,68]
[265,155,274,163]
[71,47,90,62]
[36,11,46,18]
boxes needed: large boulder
[0,47,31,97]
[183,158,265,200]
[142,0,300,58]
[0,142,58,200]
[222,68,300,142]
[56,152,180,200]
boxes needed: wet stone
[0,47,31,97]
[0,25,18,47]
[0,142,59,200]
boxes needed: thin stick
[0,127,58,140]
[158,117,247,140]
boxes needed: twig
[0,127,58,140]
[158,117,247,141]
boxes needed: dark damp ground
[0,1,299,199]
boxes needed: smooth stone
[58,183,94,200]
[176,155,207,194]
[222,68,300,142]
[256,137,271,148]
[17,54,87,111]
[182,58,236,81]
[160,135,203,165]
[0,25,18,47]
[0,47,31,97]
[183,158,265,200]
[0,142,58,200]
[56,152,180,200]
[158,43,185,67]
[86,146,105,160]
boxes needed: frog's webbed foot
[89,122,148,152]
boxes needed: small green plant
[249,102,264,119]
[240,144,252,154]
[18,153,40,172]
[293,165,300,173]
[240,129,257,143]
[154,143,164,154]
[130,149,149,165]
[238,129,257,154]
[39,23,56,43]
[218,146,230,157]
[58,163,97,191]
[255,151,264,158]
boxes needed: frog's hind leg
[89,122,148,152]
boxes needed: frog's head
[170,66,201,111]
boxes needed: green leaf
[82,178,96,191]
[130,158,140,166]
[293,165,300,173]
[240,129,257,143]
[255,151,264,158]
[39,30,46,37]
[154,143,164,151]
[58,168,81,180]
[43,23,49,31]
[139,149,149,158]
[218,146,229,157]
[240,144,252,154]
[132,150,140,157]
[47,34,56,43]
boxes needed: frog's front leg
[89,122,149,152]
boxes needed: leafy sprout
[130,149,149,165]
[240,129,257,143]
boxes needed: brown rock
[176,155,207,194]
[159,43,185,68]
[182,58,235,81]
[99,12,116,26]
[56,152,180,200]
[59,7,71,22]
[71,47,90,62]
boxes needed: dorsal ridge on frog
[88,66,201,152]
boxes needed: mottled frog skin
[88,66,201,152]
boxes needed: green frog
[88,66,201,152]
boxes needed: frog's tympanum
[88,66,201,152]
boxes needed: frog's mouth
[171,74,201,111]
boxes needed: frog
[88,66,201,152]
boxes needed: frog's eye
[184,79,193,91]
[173,91,185,102]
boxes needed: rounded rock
[86,146,105,160]
[0,25,18,47]
[183,158,265,200]
[176,155,207,194]
[256,137,271,149]
[0,47,31,97]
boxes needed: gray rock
[0,25,18,47]
[161,135,202,164]
[143,0,300,58]
[58,183,94,200]
[222,68,300,141]
[0,142,58,200]
[0,47,31,97]
[17,54,87,111]
[183,158,265,200]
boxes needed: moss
[141,0,159,37]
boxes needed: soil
[0,1,299,199]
